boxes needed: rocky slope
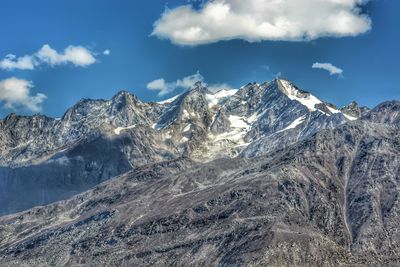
[0,79,369,215]
[0,117,399,266]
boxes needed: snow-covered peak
[277,79,322,111]
[277,79,354,118]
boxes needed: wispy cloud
[0,44,98,71]
[152,0,371,46]
[0,77,46,112]
[147,72,204,96]
[147,72,234,96]
[103,49,111,56]
[312,62,343,76]
[260,65,270,71]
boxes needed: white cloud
[147,78,168,92]
[103,49,111,55]
[147,72,205,96]
[147,72,235,96]
[0,54,35,70]
[152,0,371,45]
[0,77,47,112]
[0,44,97,70]
[312,62,343,76]
[36,45,96,67]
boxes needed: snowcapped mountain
[0,78,399,266]
[152,78,364,159]
[0,78,361,166]
[0,78,369,215]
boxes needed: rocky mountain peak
[1,113,22,126]
[154,82,213,131]
[347,100,359,108]
[362,100,400,125]
[340,101,370,119]
[61,98,107,121]
[111,90,139,104]
[187,81,212,95]
[274,78,330,113]
[110,90,147,113]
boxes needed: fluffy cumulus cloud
[0,77,47,112]
[312,62,344,76]
[36,45,96,67]
[0,54,35,70]
[152,0,371,45]
[0,44,97,70]
[147,72,233,96]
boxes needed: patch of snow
[279,80,322,111]
[183,124,191,133]
[343,114,358,121]
[209,115,251,145]
[229,115,250,129]
[247,109,269,123]
[277,116,306,133]
[181,137,189,143]
[114,125,136,135]
[327,106,341,114]
[206,89,237,108]
[157,94,181,104]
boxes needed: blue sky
[0,0,399,118]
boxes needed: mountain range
[0,78,399,266]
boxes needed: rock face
[0,78,360,215]
[0,118,399,266]
[340,101,370,118]
[361,100,400,125]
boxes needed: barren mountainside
[0,120,399,266]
